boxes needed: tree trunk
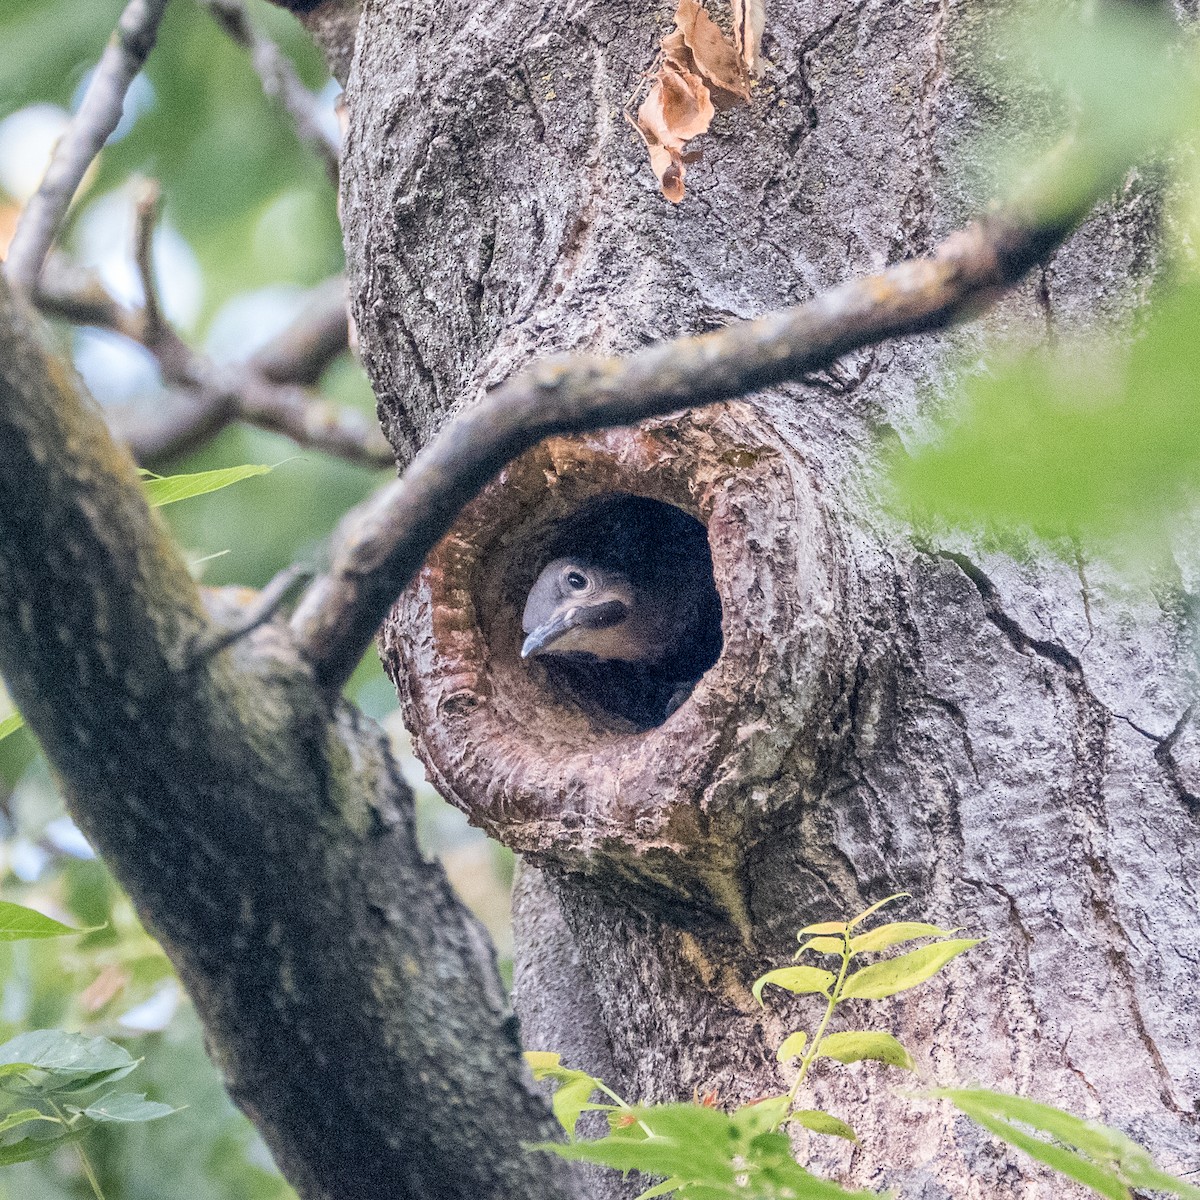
[347,0,1200,1194]
[0,278,570,1200]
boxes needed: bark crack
[931,547,1191,1114]
[923,694,981,784]
[1073,548,1094,646]
[1036,261,1056,340]
[1154,704,1200,816]
[930,549,1171,743]
[934,549,1084,673]
[892,0,948,260]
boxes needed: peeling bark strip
[345,0,1200,1194]
[633,0,751,201]
[0,277,569,1200]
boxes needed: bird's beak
[521,608,578,658]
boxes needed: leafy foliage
[0,905,177,1194]
[536,1098,878,1200]
[529,894,971,1197]
[530,898,1196,1200]
[753,893,976,1142]
[935,1090,1200,1200]
[0,1028,177,1171]
[891,6,1200,551]
[893,280,1200,543]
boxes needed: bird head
[521,558,647,662]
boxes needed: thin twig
[34,259,376,466]
[289,146,1115,693]
[191,564,314,662]
[132,178,164,346]
[4,0,170,291]
[236,375,391,463]
[36,256,142,339]
[127,178,196,383]
[113,383,240,465]
[250,276,350,386]
[201,0,340,182]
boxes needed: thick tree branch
[4,0,169,291]
[291,161,1103,693]
[201,0,341,182]
[0,274,570,1200]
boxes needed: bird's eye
[564,569,589,591]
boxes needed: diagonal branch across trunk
[291,147,1109,693]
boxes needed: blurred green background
[0,2,511,1196]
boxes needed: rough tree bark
[0,278,569,1199]
[342,0,1200,1196]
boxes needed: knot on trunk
[383,406,847,907]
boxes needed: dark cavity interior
[521,494,723,730]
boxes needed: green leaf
[841,939,979,1000]
[791,1109,859,1143]
[523,1052,605,1138]
[634,1179,682,1199]
[0,1108,59,1135]
[0,712,25,742]
[752,966,836,1005]
[535,1103,740,1185]
[797,936,846,956]
[0,901,92,942]
[0,1127,88,1166]
[815,1031,913,1070]
[524,1050,565,1077]
[797,920,847,937]
[732,1094,791,1136]
[534,1101,879,1199]
[0,1031,137,1095]
[849,922,960,954]
[776,1031,809,1064]
[941,1094,1129,1200]
[50,1061,140,1095]
[551,1075,604,1140]
[82,1092,179,1123]
[0,1031,134,1075]
[848,894,910,928]
[935,1090,1200,1200]
[142,464,272,508]
[891,277,1200,549]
